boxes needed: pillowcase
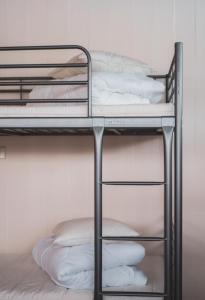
[50,51,153,79]
[52,217,139,246]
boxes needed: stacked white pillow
[52,217,139,246]
[30,72,164,105]
[50,51,154,78]
[32,218,147,289]
[41,50,165,105]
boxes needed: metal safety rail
[0,45,92,116]
[93,42,183,300]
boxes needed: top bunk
[0,43,183,135]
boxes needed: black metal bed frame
[0,43,183,300]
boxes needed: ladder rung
[101,291,166,297]
[101,236,166,242]
[102,181,165,186]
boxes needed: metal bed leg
[174,42,183,300]
[163,126,174,300]
[93,126,104,300]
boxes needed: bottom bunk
[0,254,164,300]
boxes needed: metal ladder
[93,125,174,300]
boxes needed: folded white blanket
[32,238,147,289]
[91,72,164,103]
[50,266,147,290]
[29,72,164,105]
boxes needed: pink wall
[0,136,164,255]
[0,0,204,299]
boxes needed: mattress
[0,103,174,118]
[0,254,164,300]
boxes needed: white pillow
[52,218,139,246]
[50,51,153,79]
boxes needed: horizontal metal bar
[0,117,174,130]
[0,63,88,69]
[0,98,88,105]
[102,181,165,186]
[0,44,89,51]
[101,291,166,297]
[0,80,88,86]
[101,236,166,241]
[148,74,168,79]
[0,76,53,80]
[0,89,31,93]
[0,118,92,129]
[0,128,165,136]
[104,117,166,128]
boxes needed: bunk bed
[0,43,183,300]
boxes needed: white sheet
[32,238,146,289]
[0,253,164,300]
[29,72,165,105]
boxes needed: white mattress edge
[0,103,174,118]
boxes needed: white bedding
[0,253,164,300]
[0,51,171,118]
[0,69,171,117]
[29,73,165,105]
[0,68,172,118]
[32,238,146,289]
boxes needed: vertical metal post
[87,52,92,117]
[174,42,183,300]
[20,80,23,100]
[93,126,104,300]
[163,126,174,300]
[165,75,168,103]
